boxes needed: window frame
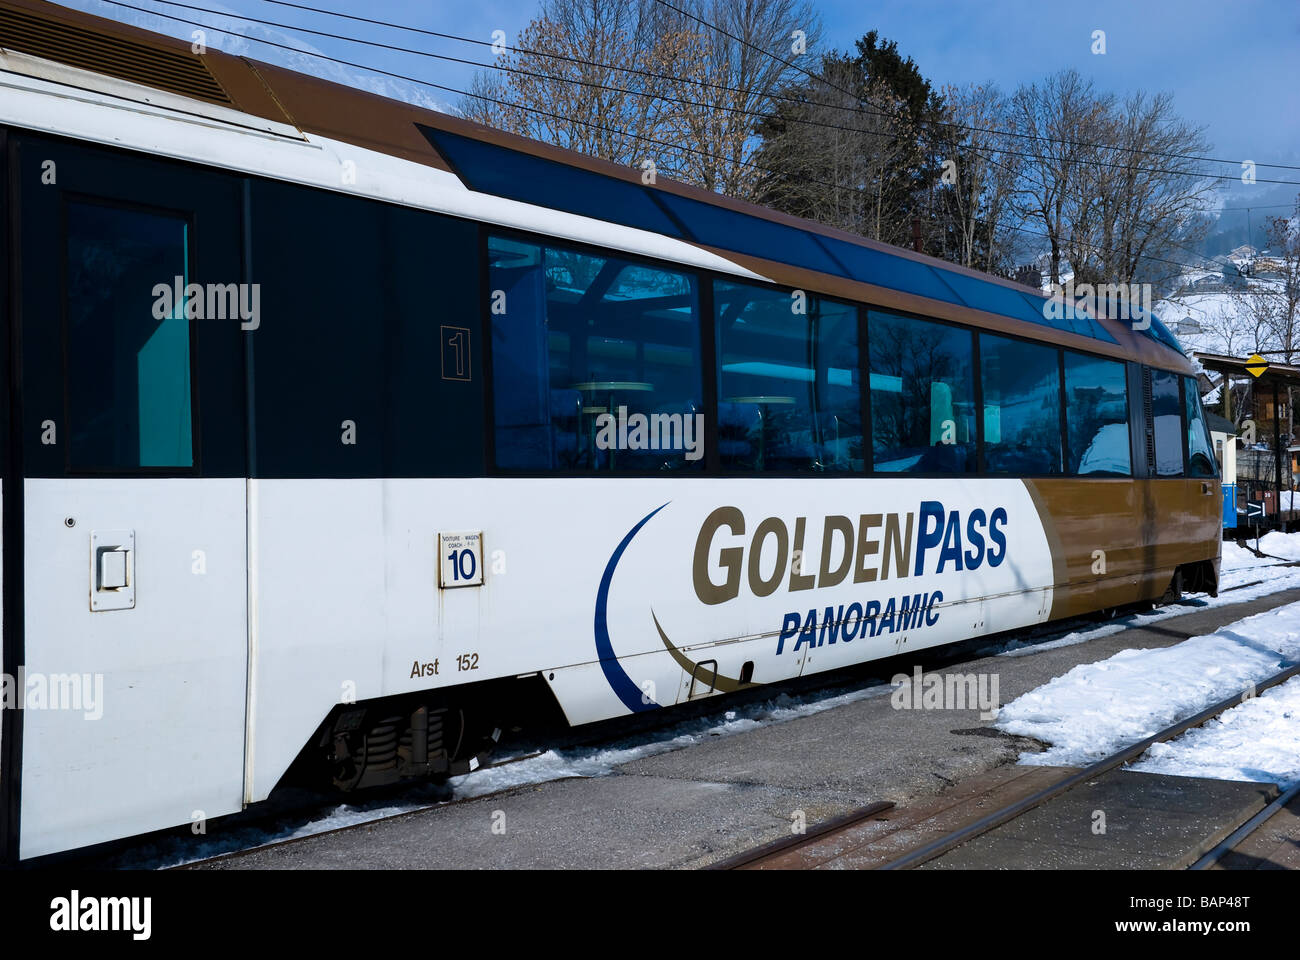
[59,191,203,478]
[1061,348,1134,478]
[866,306,979,477]
[1182,374,1218,480]
[713,275,865,475]
[1148,365,1188,479]
[482,227,710,476]
[975,331,1066,477]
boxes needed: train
[0,0,1220,861]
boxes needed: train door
[11,134,248,859]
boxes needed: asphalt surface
[193,587,1300,869]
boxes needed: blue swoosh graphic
[594,502,669,713]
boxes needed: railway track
[713,660,1300,870]
[1191,780,1300,869]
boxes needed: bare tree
[936,82,1021,271]
[653,0,821,198]
[1262,198,1300,362]
[1009,70,1112,286]
[461,0,819,198]
[460,0,681,168]
[1067,90,1214,298]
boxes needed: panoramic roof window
[651,190,846,278]
[420,126,687,240]
[816,235,965,307]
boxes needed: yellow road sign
[1245,353,1269,378]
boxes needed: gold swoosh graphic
[651,609,750,693]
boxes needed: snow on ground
[1248,531,1300,560]
[1222,532,1300,566]
[1131,676,1300,788]
[996,599,1300,772]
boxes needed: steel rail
[1190,779,1300,869]
[707,801,896,870]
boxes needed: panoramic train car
[0,0,1219,860]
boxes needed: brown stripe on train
[1023,478,1221,620]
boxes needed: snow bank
[996,601,1300,768]
[1132,676,1300,788]
[1252,530,1300,560]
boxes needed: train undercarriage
[291,675,566,793]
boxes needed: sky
[57,0,1300,215]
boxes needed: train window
[65,201,194,469]
[1064,352,1131,476]
[868,312,975,473]
[980,334,1063,475]
[489,235,703,472]
[1184,376,1217,478]
[714,280,861,472]
[1151,368,1184,476]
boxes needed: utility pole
[1275,380,1283,527]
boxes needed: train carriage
[0,0,1219,860]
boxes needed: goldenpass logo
[691,500,1009,655]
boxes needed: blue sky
[64,0,1300,205]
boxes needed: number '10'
[448,547,476,581]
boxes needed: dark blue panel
[422,127,687,239]
[938,269,1050,327]
[651,190,845,277]
[1081,313,1120,343]
[1146,314,1185,354]
[816,236,965,306]
[940,269,1119,345]
[1019,290,1066,332]
[424,126,1128,348]
[1020,291,1118,343]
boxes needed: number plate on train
[438,531,484,588]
